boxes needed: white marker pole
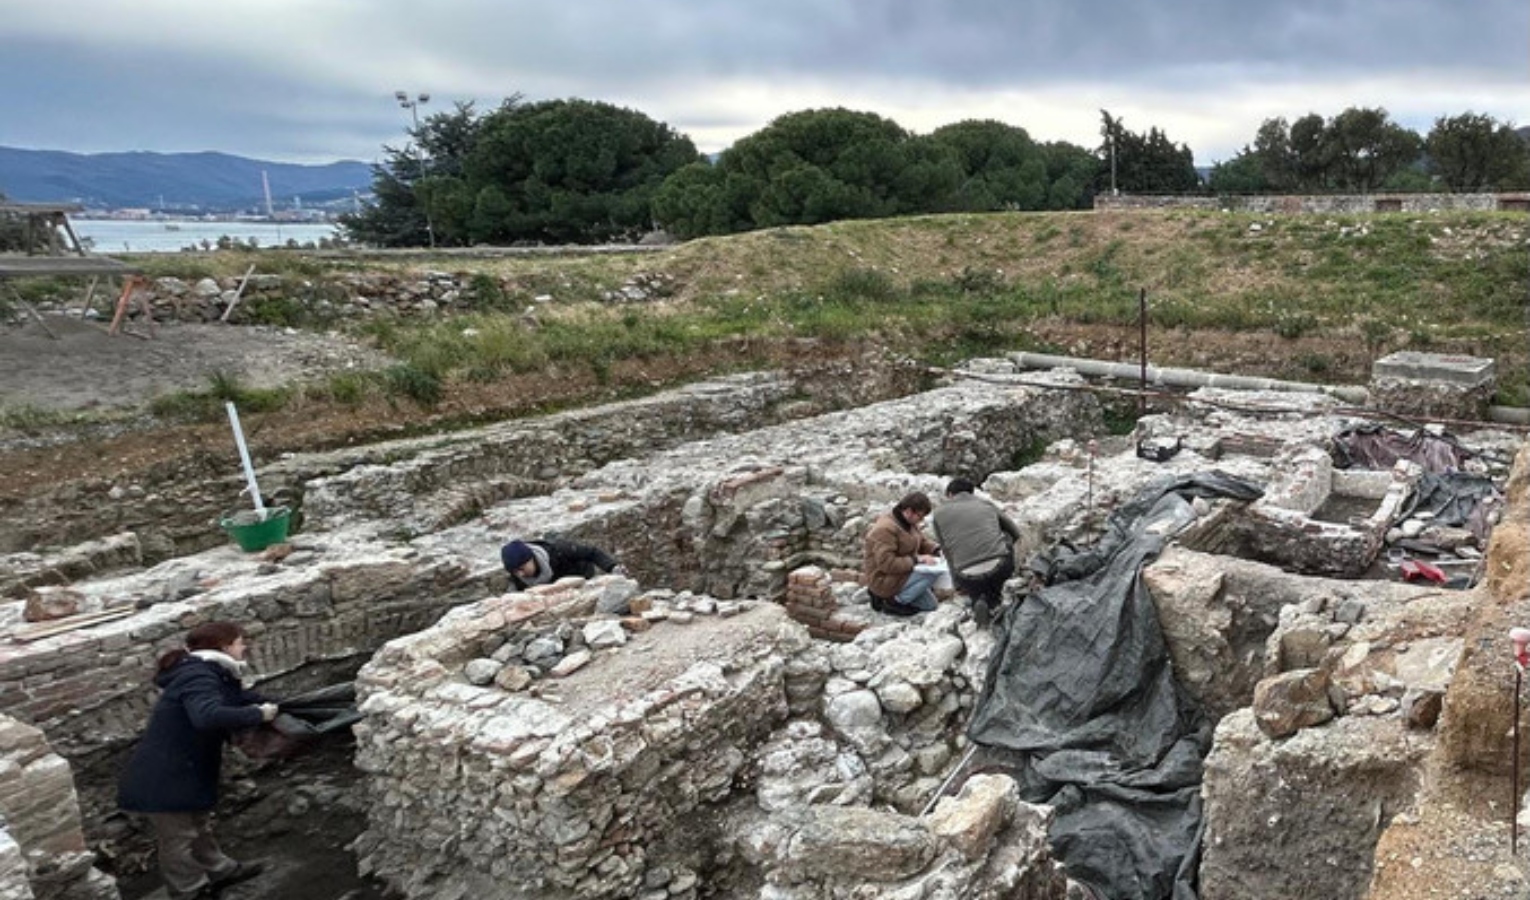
[225,401,267,520]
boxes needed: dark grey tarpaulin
[968,472,1263,900]
[233,683,362,760]
[1397,471,1502,543]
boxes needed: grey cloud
[406,0,1527,88]
[0,0,1524,163]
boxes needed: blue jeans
[896,569,940,612]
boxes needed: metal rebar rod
[1138,287,1148,416]
[1515,666,1522,855]
[921,743,979,818]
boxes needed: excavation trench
[0,359,1519,900]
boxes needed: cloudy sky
[1,0,1525,167]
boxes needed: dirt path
[0,317,394,412]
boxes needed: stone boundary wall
[0,536,142,602]
[12,267,677,329]
[0,370,1098,831]
[298,372,798,535]
[1095,192,1529,214]
[1237,447,1403,578]
[408,371,1103,603]
[0,366,1098,895]
[0,371,796,562]
[0,716,116,900]
[351,575,1007,899]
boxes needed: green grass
[147,373,292,422]
[340,208,1528,393]
[0,404,90,429]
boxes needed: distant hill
[0,147,375,212]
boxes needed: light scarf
[191,649,256,689]
[521,543,555,586]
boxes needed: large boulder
[1201,711,1431,900]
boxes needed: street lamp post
[394,90,436,248]
[1109,132,1119,197]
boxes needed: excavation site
[2,335,1527,900]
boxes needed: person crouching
[862,492,943,616]
[931,478,1020,627]
[500,537,625,591]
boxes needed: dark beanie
[501,540,533,572]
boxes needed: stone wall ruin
[0,355,1523,899]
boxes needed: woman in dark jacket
[119,621,276,899]
[501,537,624,590]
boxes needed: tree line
[341,99,1530,248]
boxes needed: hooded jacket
[118,656,264,813]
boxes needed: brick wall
[783,566,865,642]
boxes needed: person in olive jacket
[501,537,625,590]
[118,621,276,899]
[861,491,943,616]
[931,478,1022,627]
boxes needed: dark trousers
[146,811,238,896]
[953,555,1015,611]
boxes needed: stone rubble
[21,269,679,328]
[351,574,1049,899]
[0,716,117,900]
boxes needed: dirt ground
[0,318,394,413]
[113,736,382,900]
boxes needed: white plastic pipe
[225,401,267,519]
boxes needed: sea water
[71,219,342,254]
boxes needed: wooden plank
[0,257,139,279]
[20,300,57,340]
[0,202,85,215]
[108,275,147,336]
[59,216,88,257]
[220,264,257,323]
[10,604,136,642]
[78,276,101,319]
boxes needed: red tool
[1398,559,1447,584]
[1511,627,1530,854]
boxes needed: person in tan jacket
[862,492,942,616]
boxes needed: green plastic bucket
[220,507,292,552]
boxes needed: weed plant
[148,372,291,422]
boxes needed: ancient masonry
[0,353,1525,898]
